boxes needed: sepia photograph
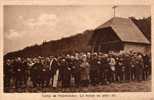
[3,5,151,93]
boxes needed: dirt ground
[4,79,151,93]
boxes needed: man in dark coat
[22,60,29,88]
[13,57,25,89]
[123,54,131,82]
[4,59,13,88]
[30,59,42,88]
[134,53,144,81]
[40,60,51,88]
[130,56,136,81]
[142,54,150,80]
[69,57,81,87]
[89,53,100,86]
[59,58,71,88]
[99,55,106,84]
[102,54,111,84]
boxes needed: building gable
[96,17,150,44]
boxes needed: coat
[80,61,90,81]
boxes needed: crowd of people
[4,50,151,90]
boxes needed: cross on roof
[112,5,118,17]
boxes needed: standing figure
[103,54,110,84]
[59,58,71,88]
[123,54,131,82]
[99,55,106,84]
[22,60,29,88]
[80,56,90,87]
[50,58,59,88]
[143,54,150,80]
[115,56,123,82]
[13,57,25,89]
[70,57,81,87]
[30,59,42,88]
[135,53,144,81]
[89,53,99,86]
[130,56,136,81]
[4,59,13,89]
[109,55,116,83]
[40,60,51,88]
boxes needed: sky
[4,5,150,54]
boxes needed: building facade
[90,17,150,54]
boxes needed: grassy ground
[5,79,151,93]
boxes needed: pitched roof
[96,17,150,44]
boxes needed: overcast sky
[4,5,150,54]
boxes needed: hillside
[4,17,151,59]
[5,30,94,58]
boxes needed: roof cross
[112,5,118,17]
